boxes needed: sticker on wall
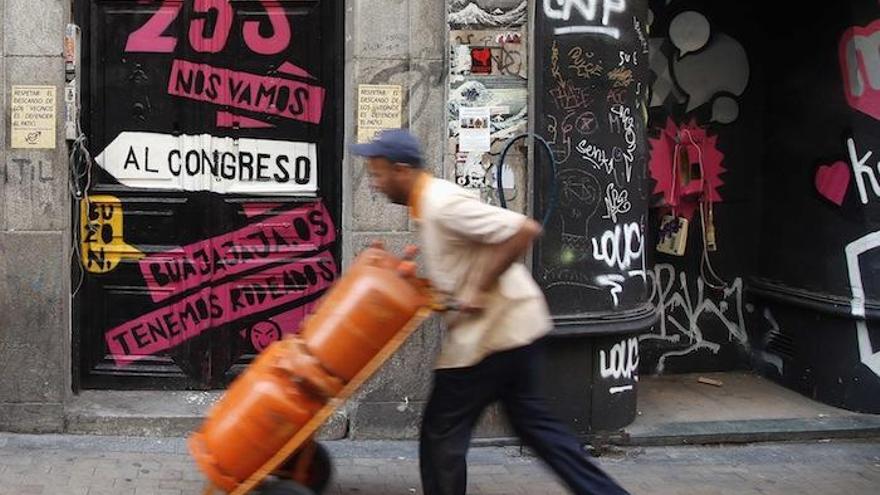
[95,132,317,195]
[449,1,527,29]
[470,47,493,74]
[450,29,527,79]
[357,84,403,143]
[458,106,492,152]
[11,85,56,149]
[80,195,145,274]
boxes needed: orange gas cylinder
[189,339,325,491]
[299,247,431,381]
[188,247,431,492]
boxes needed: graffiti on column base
[600,336,639,380]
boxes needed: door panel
[76,0,341,389]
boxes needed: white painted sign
[95,132,317,195]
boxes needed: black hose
[496,133,558,227]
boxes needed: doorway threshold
[620,372,880,446]
[64,390,349,439]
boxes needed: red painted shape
[106,256,337,365]
[243,0,292,55]
[815,160,851,206]
[241,202,284,218]
[125,0,182,53]
[188,0,234,54]
[840,19,880,120]
[168,59,325,124]
[245,300,318,351]
[648,118,726,220]
[215,110,275,129]
[277,61,316,80]
[471,47,492,74]
[139,201,335,303]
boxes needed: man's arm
[459,217,542,312]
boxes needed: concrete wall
[0,0,70,432]
[342,0,531,439]
[0,0,522,438]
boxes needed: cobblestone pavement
[0,434,878,494]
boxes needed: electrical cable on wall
[68,100,93,298]
[495,133,558,227]
[681,128,727,291]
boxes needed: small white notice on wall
[358,84,403,143]
[458,106,491,152]
[11,85,56,149]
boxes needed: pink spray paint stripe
[168,59,325,124]
[216,110,275,129]
[139,201,335,303]
[278,61,317,80]
[107,256,338,366]
[241,202,285,219]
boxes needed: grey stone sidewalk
[0,433,878,494]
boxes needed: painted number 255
[125,0,291,55]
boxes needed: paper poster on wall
[357,84,403,143]
[11,85,56,149]
[458,107,491,152]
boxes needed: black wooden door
[75,0,342,389]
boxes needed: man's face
[367,156,408,205]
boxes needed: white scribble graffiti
[846,137,880,204]
[610,104,637,181]
[600,336,639,379]
[543,0,627,39]
[596,274,626,306]
[591,222,643,270]
[845,231,880,378]
[602,183,631,223]
[609,384,634,394]
[576,139,615,174]
[641,264,748,373]
[755,308,784,375]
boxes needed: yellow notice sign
[11,85,56,149]
[80,196,145,274]
[357,84,403,143]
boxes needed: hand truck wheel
[256,478,316,495]
[274,441,332,493]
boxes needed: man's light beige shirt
[411,176,553,369]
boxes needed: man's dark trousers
[419,341,631,495]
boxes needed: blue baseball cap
[350,128,423,167]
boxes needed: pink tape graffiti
[168,59,325,125]
[840,19,880,121]
[106,255,337,365]
[139,201,334,303]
